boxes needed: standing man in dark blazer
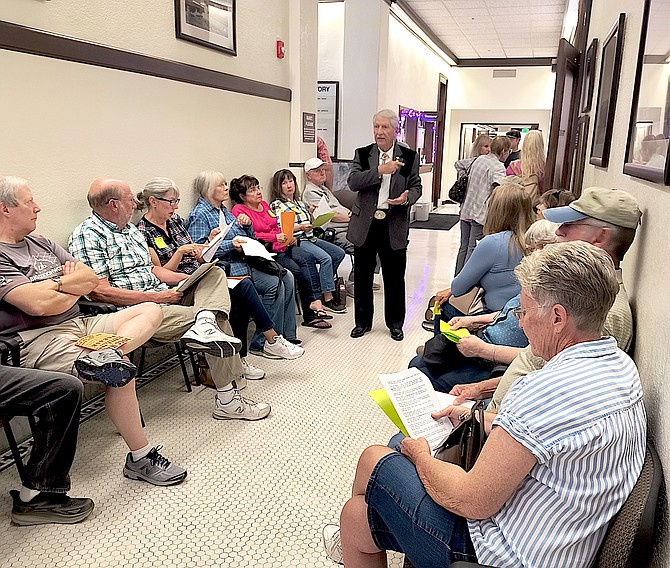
[347,109,422,341]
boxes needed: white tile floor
[0,221,459,568]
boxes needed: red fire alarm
[276,39,285,59]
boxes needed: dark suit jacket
[346,143,422,250]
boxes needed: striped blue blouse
[469,337,646,568]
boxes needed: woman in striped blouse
[325,242,646,568]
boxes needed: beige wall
[0,1,293,245]
[581,2,670,566]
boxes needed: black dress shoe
[390,328,404,341]
[350,325,371,338]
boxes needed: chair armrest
[0,335,21,367]
[78,299,118,315]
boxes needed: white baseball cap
[304,157,325,173]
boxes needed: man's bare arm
[89,277,182,306]
[2,262,98,317]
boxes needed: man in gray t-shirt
[0,175,187,487]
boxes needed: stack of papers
[439,320,471,343]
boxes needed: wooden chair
[405,442,663,568]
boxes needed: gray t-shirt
[0,234,80,334]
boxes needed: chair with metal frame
[0,339,28,481]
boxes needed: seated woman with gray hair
[324,241,646,568]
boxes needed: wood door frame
[432,74,448,207]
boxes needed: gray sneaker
[74,349,136,387]
[123,446,187,486]
[212,393,271,421]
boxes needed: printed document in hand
[312,196,333,227]
[241,238,275,261]
[200,232,224,263]
[175,262,216,292]
[219,209,234,238]
[375,368,474,452]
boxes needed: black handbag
[448,157,478,203]
[434,400,487,471]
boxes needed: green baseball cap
[543,187,641,229]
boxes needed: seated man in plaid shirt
[69,177,271,422]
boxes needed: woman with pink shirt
[230,175,331,329]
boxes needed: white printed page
[240,238,275,260]
[200,232,224,263]
[378,368,453,451]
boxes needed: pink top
[232,201,287,253]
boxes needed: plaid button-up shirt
[68,212,168,291]
[136,214,199,275]
[186,198,255,276]
[459,153,506,225]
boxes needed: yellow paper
[439,320,471,343]
[154,237,167,249]
[432,301,440,315]
[280,211,295,237]
[369,389,408,437]
[75,333,132,351]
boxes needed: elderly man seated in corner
[448,186,641,410]
[0,176,186,487]
[68,177,271,422]
[323,241,646,568]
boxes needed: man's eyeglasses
[155,197,181,206]
[512,305,549,320]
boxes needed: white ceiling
[401,0,569,60]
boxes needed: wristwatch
[51,276,62,293]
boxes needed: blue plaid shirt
[186,198,255,276]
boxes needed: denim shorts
[365,452,477,568]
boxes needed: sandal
[424,295,437,322]
[301,318,332,329]
[313,310,333,320]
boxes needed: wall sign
[302,112,316,144]
[317,81,339,158]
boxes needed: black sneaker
[323,299,347,313]
[10,490,94,526]
[74,349,137,387]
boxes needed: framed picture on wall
[580,38,598,113]
[175,0,237,56]
[590,13,625,168]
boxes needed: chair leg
[187,349,201,386]
[174,343,192,392]
[137,347,147,378]
[2,421,26,482]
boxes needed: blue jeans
[409,354,493,394]
[365,452,477,567]
[275,245,321,322]
[0,366,83,492]
[298,239,345,293]
[249,268,297,349]
[229,277,275,357]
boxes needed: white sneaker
[212,392,271,421]
[322,524,343,564]
[181,317,242,358]
[263,335,304,360]
[241,357,265,380]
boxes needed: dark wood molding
[457,57,554,67]
[0,20,291,102]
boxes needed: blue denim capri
[365,452,478,568]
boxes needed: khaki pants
[18,314,117,377]
[152,268,242,388]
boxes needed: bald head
[87,178,136,227]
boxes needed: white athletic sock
[196,310,216,323]
[130,443,152,461]
[216,385,235,405]
[19,486,41,503]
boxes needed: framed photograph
[590,13,625,168]
[175,0,237,56]
[571,114,590,196]
[580,38,598,113]
[623,0,670,185]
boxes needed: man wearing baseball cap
[504,130,521,168]
[449,186,642,410]
[303,157,354,256]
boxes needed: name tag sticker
[154,237,167,249]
